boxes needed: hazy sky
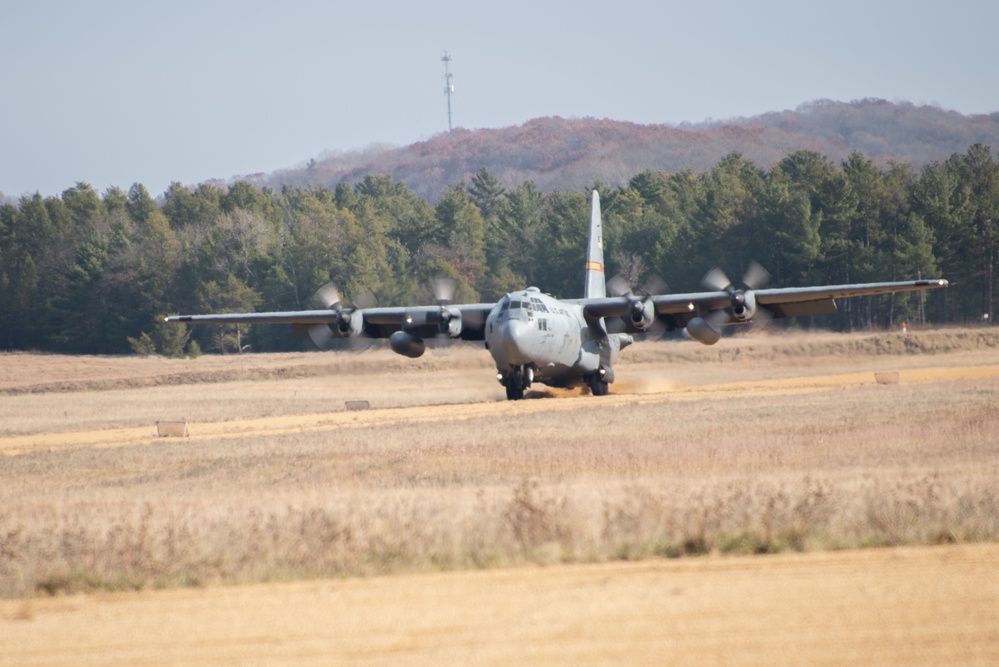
[3,0,997,198]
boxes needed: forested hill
[2,98,997,357]
[267,99,999,201]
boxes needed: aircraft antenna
[441,51,454,132]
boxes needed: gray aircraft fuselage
[485,287,631,396]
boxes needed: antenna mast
[441,51,454,132]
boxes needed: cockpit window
[509,301,522,309]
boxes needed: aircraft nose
[489,319,531,366]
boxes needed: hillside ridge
[263,99,999,200]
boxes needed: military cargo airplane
[168,191,947,400]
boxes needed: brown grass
[4,544,997,666]
[1,328,998,597]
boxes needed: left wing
[577,278,948,331]
[753,280,949,318]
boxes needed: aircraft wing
[168,310,343,325]
[751,279,948,318]
[167,303,496,342]
[360,304,494,340]
[576,279,948,329]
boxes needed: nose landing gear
[501,365,533,401]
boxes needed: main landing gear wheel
[587,373,609,396]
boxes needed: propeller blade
[428,334,453,355]
[313,283,342,310]
[742,261,770,291]
[606,274,633,298]
[347,335,377,352]
[706,308,730,333]
[432,277,457,304]
[307,323,335,349]
[640,274,670,297]
[702,267,733,293]
[352,287,378,310]
[749,305,774,332]
[645,320,669,340]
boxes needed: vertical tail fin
[583,190,606,298]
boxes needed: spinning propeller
[307,283,375,351]
[606,274,670,336]
[701,261,772,331]
[429,277,461,351]
[398,277,465,355]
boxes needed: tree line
[0,146,995,356]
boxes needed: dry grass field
[1,328,998,663]
[2,544,997,666]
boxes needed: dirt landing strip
[3,363,997,456]
[2,543,996,666]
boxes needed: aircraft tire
[505,367,526,400]
[588,373,609,397]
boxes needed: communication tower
[441,51,454,132]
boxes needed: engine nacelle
[628,297,655,331]
[437,307,463,338]
[685,317,721,346]
[729,290,757,322]
[335,309,365,337]
[389,330,426,358]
